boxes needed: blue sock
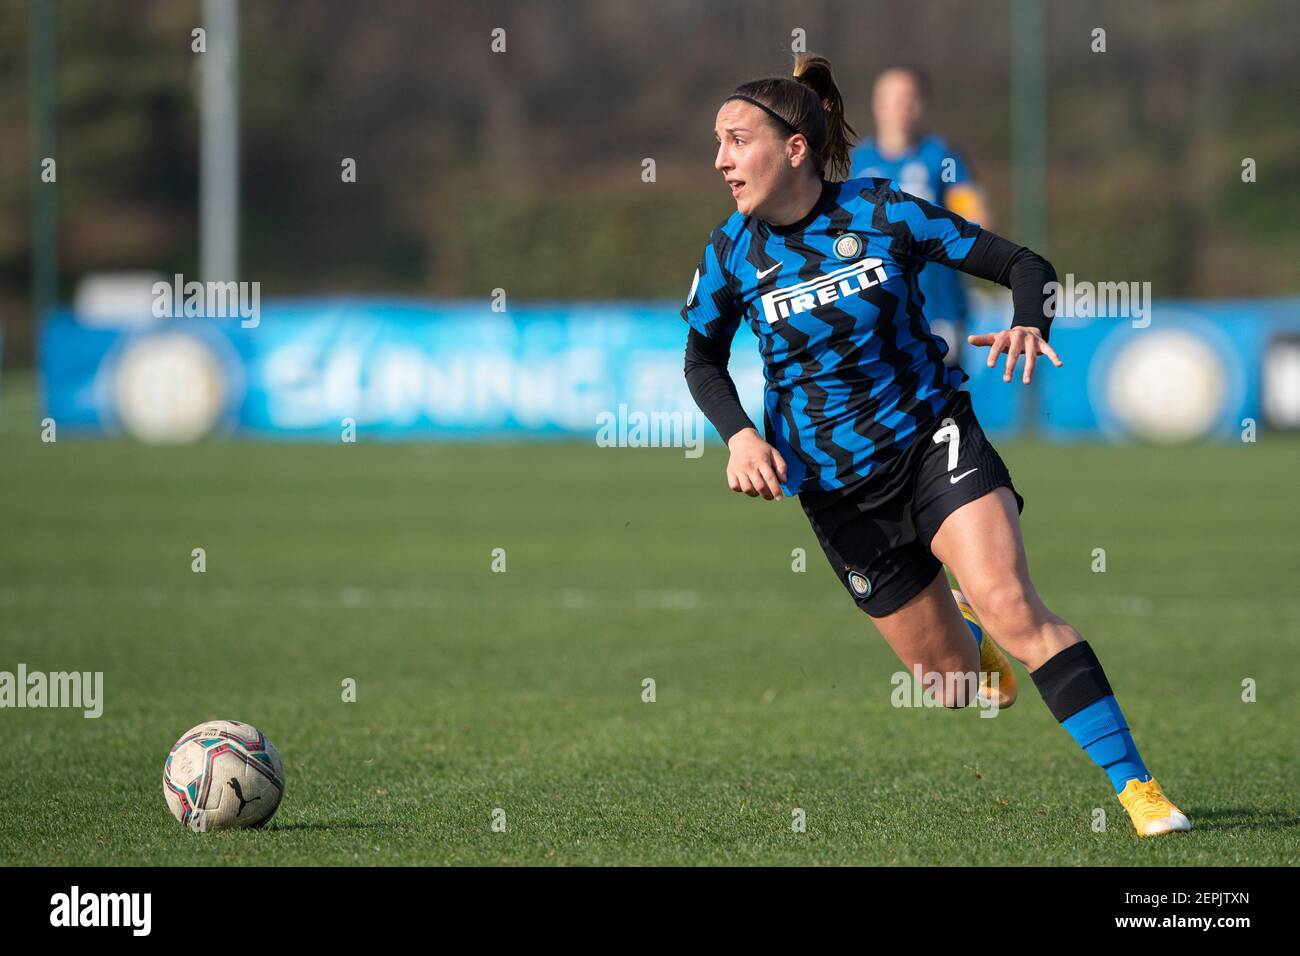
[1029,642,1152,794]
[1060,696,1150,794]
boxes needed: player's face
[872,70,925,138]
[713,100,803,218]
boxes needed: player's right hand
[725,428,788,501]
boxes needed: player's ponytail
[725,54,858,181]
[792,54,856,182]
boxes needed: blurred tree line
[1,0,1297,365]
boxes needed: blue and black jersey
[681,176,1055,501]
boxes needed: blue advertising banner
[40,300,766,442]
[947,296,1300,442]
[38,296,1300,443]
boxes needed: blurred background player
[850,66,991,367]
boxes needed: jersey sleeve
[878,181,982,271]
[936,146,990,224]
[680,229,742,341]
[956,229,1058,340]
[937,147,973,198]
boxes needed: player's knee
[968,579,1040,643]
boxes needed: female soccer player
[681,54,1190,837]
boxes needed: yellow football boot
[1118,777,1192,836]
[952,588,1018,709]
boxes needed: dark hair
[725,53,858,181]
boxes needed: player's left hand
[966,327,1063,384]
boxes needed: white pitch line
[0,584,1297,621]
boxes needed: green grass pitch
[0,371,1296,865]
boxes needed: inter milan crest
[833,232,863,260]
[847,569,872,598]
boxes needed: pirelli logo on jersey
[759,258,889,326]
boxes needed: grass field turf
[0,371,1296,866]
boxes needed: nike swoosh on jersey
[950,468,978,484]
[756,263,782,280]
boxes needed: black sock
[1029,641,1113,722]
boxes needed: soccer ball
[162,720,285,831]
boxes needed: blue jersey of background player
[850,67,992,363]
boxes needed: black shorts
[799,390,1023,618]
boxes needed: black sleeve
[683,327,757,444]
[956,229,1058,341]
